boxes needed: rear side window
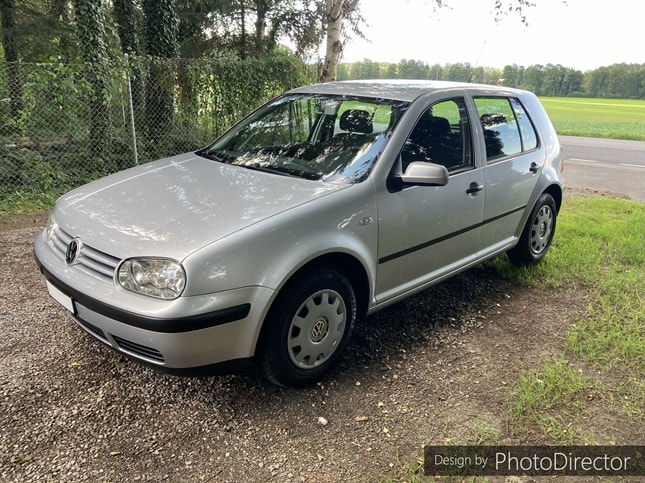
[474,97,539,162]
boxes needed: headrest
[417,116,450,136]
[339,109,374,134]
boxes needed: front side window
[401,98,473,172]
[199,94,408,183]
[474,97,539,162]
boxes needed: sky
[340,0,644,71]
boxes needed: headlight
[46,211,57,239]
[118,258,186,300]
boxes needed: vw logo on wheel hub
[65,238,83,265]
[310,318,328,342]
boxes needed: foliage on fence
[0,54,307,205]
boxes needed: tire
[257,268,356,387]
[507,192,557,266]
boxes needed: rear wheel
[257,268,356,387]
[507,193,557,266]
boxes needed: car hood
[54,153,345,260]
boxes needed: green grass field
[539,97,645,141]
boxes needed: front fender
[181,181,378,300]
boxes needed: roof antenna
[468,41,487,83]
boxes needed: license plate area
[46,280,75,314]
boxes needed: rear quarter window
[510,97,538,151]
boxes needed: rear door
[375,96,485,303]
[473,96,543,254]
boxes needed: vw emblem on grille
[65,238,83,265]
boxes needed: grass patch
[568,283,644,373]
[525,197,643,373]
[0,190,57,220]
[491,195,644,443]
[470,418,501,445]
[539,97,645,141]
[489,196,645,286]
[507,359,594,443]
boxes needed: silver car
[34,80,565,386]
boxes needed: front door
[375,97,485,304]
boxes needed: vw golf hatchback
[35,80,565,386]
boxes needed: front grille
[50,226,120,281]
[112,336,165,363]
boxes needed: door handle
[466,182,484,195]
[530,162,539,173]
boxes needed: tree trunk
[114,0,143,114]
[239,0,247,59]
[143,0,179,155]
[0,0,23,118]
[320,0,359,82]
[72,0,111,162]
[254,0,268,57]
[49,0,74,62]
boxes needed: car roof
[287,79,517,102]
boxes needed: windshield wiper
[195,149,221,161]
[196,149,236,163]
[238,163,297,178]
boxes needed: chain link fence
[0,56,306,206]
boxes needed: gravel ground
[0,210,640,482]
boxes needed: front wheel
[257,268,356,387]
[507,193,557,266]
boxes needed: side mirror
[399,162,449,186]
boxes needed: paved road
[559,135,645,202]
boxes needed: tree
[384,62,397,79]
[352,59,379,79]
[113,0,143,112]
[320,0,359,82]
[0,0,22,117]
[523,64,544,94]
[445,62,472,82]
[254,0,269,55]
[501,64,524,88]
[542,64,566,96]
[398,59,429,79]
[469,66,486,83]
[8,1,77,62]
[428,64,443,80]
[143,0,179,58]
[271,0,325,59]
[72,0,111,159]
[49,0,74,61]
[143,0,179,150]
[562,69,584,96]
[0,0,18,62]
[114,0,140,56]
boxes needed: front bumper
[34,230,274,371]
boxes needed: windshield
[198,94,409,183]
